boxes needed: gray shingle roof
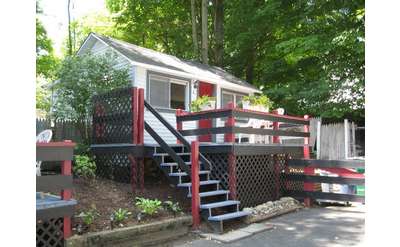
[92,33,259,91]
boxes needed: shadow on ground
[175,204,365,247]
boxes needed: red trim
[302,115,313,207]
[191,141,200,230]
[60,141,73,239]
[177,107,309,123]
[36,142,76,147]
[224,102,236,143]
[138,88,145,145]
[131,87,139,144]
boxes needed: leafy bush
[73,155,96,179]
[191,95,216,112]
[135,197,162,216]
[163,200,182,216]
[78,208,100,226]
[111,208,131,224]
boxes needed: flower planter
[199,100,216,111]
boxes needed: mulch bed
[71,176,190,234]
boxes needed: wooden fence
[36,118,91,143]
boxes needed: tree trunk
[214,0,224,67]
[191,0,199,59]
[201,0,208,64]
[67,0,72,56]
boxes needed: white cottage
[78,33,261,144]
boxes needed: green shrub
[135,197,162,216]
[163,200,182,216]
[73,155,96,179]
[111,208,131,224]
[78,208,100,226]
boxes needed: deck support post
[272,110,281,199]
[130,87,139,193]
[191,141,200,230]
[303,115,313,207]
[138,88,145,191]
[224,102,237,200]
[61,140,72,239]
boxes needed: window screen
[149,76,169,108]
[222,93,234,107]
[170,83,186,109]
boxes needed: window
[221,90,246,107]
[148,74,188,109]
[170,81,186,109]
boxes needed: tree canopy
[39,0,365,120]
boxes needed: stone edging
[244,205,303,224]
[66,216,192,247]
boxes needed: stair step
[208,211,251,221]
[188,190,229,198]
[160,162,200,167]
[178,180,219,187]
[200,200,240,209]
[169,171,210,176]
[154,152,190,156]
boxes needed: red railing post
[303,115,313,207]
[138,88,145,191]
[272,110,280,143]
[130,87,138,193]
[176,109,183,144]
[224,102,235,143]
[272,110,281,199]
[61,140,72,239]
[228,153,237,200]
[191,141,200,230]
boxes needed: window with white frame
[221,90,246,107]
[148,74,188,110]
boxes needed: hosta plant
[135,197,162,216]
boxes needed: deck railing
[36,140,76,245]
[176,102,310,144]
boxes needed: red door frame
[198,81,214,142]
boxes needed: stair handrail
[144,122,191,176]
[144,100,212,171]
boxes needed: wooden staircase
[152,145,250,233]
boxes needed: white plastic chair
[36,129,53,176]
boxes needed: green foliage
[135,197,162,216]
[53,52,130,143]
[36,78,51,114]
[111,208,132,223]
[163,200,181,215]
[73,155,96,179]
[78,208,100,226]
[190,95,216,112]
[242,95,273,109]
[224,0,364,119]
[36,18,58,78]
[106,0,195,59]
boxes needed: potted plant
[191,95,216,112]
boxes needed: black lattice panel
[205,152,302,208]
[36,218,64,247]
[92,87,133,144]
[95,152,132,183]
[204,153,229,189]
